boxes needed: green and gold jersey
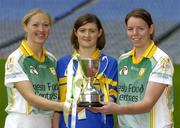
[117,41,174,128]
[5,40,58,116]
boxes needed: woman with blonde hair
[4,8,63,128]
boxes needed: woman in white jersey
[4,8,64,128]
[94,8,174,128]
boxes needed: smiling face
[75,22,102,50]
[126,16,154,49]
[23,12,51,46]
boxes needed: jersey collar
[130,40,157,64]
[19,40,46,62]
[73,49,101,59]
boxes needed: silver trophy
[77,58,103,107]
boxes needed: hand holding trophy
[77,58,103,107]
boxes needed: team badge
[6,57,14,72]
[49,67,56,75]
[119,66,128,75]
[160,57,170,71]
[139,68,145,77]
[29,65,38,75]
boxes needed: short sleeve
[5,54,29,88]
[149,56,174,86]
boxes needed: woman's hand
[77,107,85,113]
[90,102,119,114]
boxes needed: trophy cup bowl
[77,58,103,107]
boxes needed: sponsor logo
[119,66,128,75]
[29,65,38,75]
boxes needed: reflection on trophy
[77,58,103,107]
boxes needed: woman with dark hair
[54,13,118,128]
[94,8,174,128]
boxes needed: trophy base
[78,102,103,107]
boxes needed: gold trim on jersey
[130,40,157,64]
[27,102,31,114]
[9,88,15,110]
[74,49,101,59]
[19,40,46,62]
[59,75,117,102]
[150,107,156,128]
[165,87,174,123]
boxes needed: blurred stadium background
[0,0,180,63]
[0,0,180,127]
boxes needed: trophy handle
[78,58,103,107]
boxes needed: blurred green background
[0,59,6,127]
[0,59,180,127]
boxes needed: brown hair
[125,8,155,40]
[71,13,105,50]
